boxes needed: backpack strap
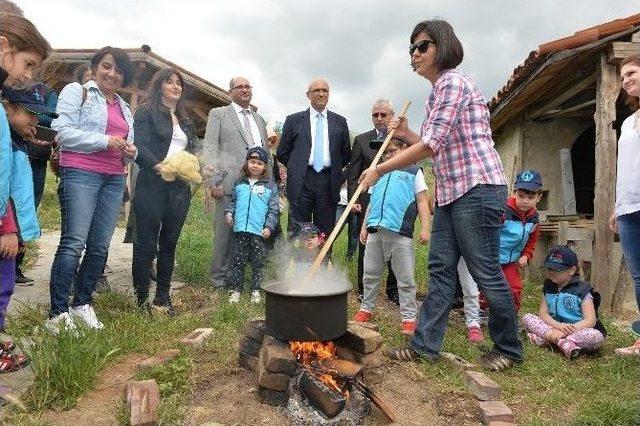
[81,87,87,105]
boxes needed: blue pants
[617,210,640,314]
[49,167,125,317]
[410,184,523,361]
[0,256,16,329]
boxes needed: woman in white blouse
[132,68,201,316]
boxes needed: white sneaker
[228,291,241,304]
[250,290,261,304]
[44,312,77,335]
[69,304,104,330]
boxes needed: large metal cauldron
[262,279,350,342]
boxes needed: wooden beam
[607,41,640,64]
[528,72,596,119]
[559,148,577,215]
[535,99,596,120]
[591,52,621,313]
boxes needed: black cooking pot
[262,279,350,342]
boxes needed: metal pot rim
[262,279,351,297]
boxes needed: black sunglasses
[372,112,388,118]
[409,39,435,56]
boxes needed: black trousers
[354,206,398,297]
[226,232,267,292]
[289,167,337,240]
[132,176,190,305]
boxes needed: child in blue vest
[225,147,279,304]
[352,139,430,335]
[523,245,606,359]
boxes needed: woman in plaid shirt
[360,19,523,371]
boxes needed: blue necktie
[313,112,325,172]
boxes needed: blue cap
[514,169,542,192]
[1,85,58,118]
[246,146,269,163]
[544,245,578,271]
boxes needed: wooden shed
[489,14,640,313]
[44,45,232,137]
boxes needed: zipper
[245,183,252,231]
[376,174,391,227]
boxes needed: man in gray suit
[202,77,269,290]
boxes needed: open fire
[289,341,349,398]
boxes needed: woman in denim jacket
[47,47,137,334]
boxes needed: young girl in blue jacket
[225,147,279,304]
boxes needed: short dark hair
[410,20,464,72]
[90,46,134,87]
[621,53,640,111]
[73,63,90,83]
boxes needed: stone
[260,337,297,376]
[179,328,213,347]
[335,323,383,354]
[336,345,383,368]
[478,400,515,424]
[441,351,477,371]
[463,370,502,401]
[348,320,379,331]
[126,379,160,426]
[361,367,384,386]
[238,352,259,372]
[258,386,290,407]
[258,362,291,391]
[243,318,267,342]
[137,349,181,371]
[238,336,262,357]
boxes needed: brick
[258,361,291,391]
[260,337,296,376]
[238,352,259,372]
[126,379,160,426]
[238,336,262,357]
[243,318,266,342]
[335,323,382,354]
[179,328,213,347]
[478,400,514,424]
[463,370,502,401]
[361,367,384,386]
[258,386,290,407]
[137,349,180,371]
[348,320,379,331]
[336,345,383,368]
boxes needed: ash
[286,375,370,425]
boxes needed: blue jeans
[617,210,640,314]
[410,184,523,361]
[49,167,125,317]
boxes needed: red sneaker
[352,310,373,323]
[467,326,484,343]
[401,320,416,335]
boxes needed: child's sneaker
[44,312,77,335]
[69,304,104,330]
[228,291,241,304]
[352,310,372,323]
[0,352,30,373]
[250,290,261,304]
[527,332,547,347]
[401,320,416,335]
[467,326,484,343]
[557,338,581,359]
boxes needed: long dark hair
[144,67,189,122]
[240,157,268,180]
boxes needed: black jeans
[226,232,267,292]
[132,176,191,305]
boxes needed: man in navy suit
[277,78,351,245]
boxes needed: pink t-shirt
[60,99,129,175]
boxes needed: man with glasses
[277,78,351,252]
[348,99,399,303]
[202,76,269,290]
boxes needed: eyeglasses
[232,84,252,91]
[308,88,329,94]
[372,112,388,118]
[409,39,435,56]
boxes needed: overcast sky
[19,0,639,133]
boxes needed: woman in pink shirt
[48,47,137,334]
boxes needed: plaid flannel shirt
[421,69,506,206]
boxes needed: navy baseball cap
[1,85,58,118]
[294,222,320,238]
[544,245,578,271]
[514,169,542,192]
[246,146,269,163]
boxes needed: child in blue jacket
[225,147,279,304]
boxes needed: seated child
[352,138,430,335]
[523,245,606,359]
[225,147,279,304]
[287,222,324,277]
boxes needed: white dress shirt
[232,102,262,147]
[308,107,331,168]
